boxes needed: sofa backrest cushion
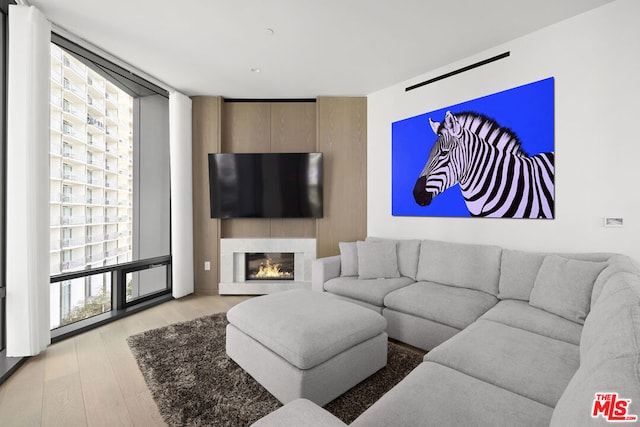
[356,240,400,279]
[498,250,546,301]
[590,254,639,308]
[416,239,501,295]
[366,237,421,280]
[338,241,359,277]
[552,269,640,426]
[499,250,615,302]
[580,272,640,369]
[529,255,607,324]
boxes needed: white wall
[368,0,640,261]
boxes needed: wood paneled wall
[316,97,367,258]
[191,97,366,293]
[191,96,221,294]
[220,101,317,239]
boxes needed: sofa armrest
[251,399,347,427]
[312,255,341,292]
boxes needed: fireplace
[245,252,294,281]
[219,238,316,295]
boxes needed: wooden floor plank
[75,330,133,426]
[0,379,4,410]
[42,373,87,427]
[0,353,46,427]
[81,376,134,427]
[121,390,165,427]
[44,338,79,382]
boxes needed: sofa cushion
[480,300,582,345]
[550,356,640,426]
[226,289,387,370]
[498,250,616,302]
[384,281,498,330]
[580,272,640,370]
[425,319,580,407]
[324,276,414,307]
[338,241,358,277]
[416,239,501,295]
[367,237,421,280]
[356,240,400,279]
[351,362,553,427]
[529,255,607,324]
[590,254,639,307]
[498,249,546,301]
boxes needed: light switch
[204,261,211,270]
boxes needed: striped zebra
[413,111,554,218]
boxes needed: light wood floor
[0,294,249,427]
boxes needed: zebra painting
[413,111,554,218]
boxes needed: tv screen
[208,153,323,218]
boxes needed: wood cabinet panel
[222,102,270,153]
[270,101,317,236]
[220,102,272,238]
[270,102,317,152]
[191,97,366,293]
[316,97,367,258]
[270,218,316,237]
[221,219,271,238]
[221,101,317,239]
[191,96,222,294]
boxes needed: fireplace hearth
[219,238,316,295]
[245,252,294,281]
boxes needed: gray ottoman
[226,289,388,406]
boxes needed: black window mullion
[50,255,172,340]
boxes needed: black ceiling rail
[405,51,510,92]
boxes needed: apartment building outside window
[49,40,171,332]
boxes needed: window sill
[51,292,173,344]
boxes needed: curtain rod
[50,23,175,94]
[14,0,176,93]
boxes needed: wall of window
[49,43,136,328]
[49,34,172,339]
[1,5,173,382]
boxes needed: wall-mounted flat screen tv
[208,152,323,218]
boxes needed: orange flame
[255,258,293,279]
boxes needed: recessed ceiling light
[266,28,275,35]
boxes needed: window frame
[50,255,172,342]
[48,34,173,339]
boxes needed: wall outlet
[604,217,624,228]
[204,261,211,271]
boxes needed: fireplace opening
[245,252,294,281]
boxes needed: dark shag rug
[127,313,425,427]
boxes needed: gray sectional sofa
[252,237,640,426]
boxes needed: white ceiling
[28,0,615,98]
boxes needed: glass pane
[48,38,171,333]
[126,265,168,302]
[50,272,111,329]
[50,42,134,279]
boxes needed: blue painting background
[392,77,555,217]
